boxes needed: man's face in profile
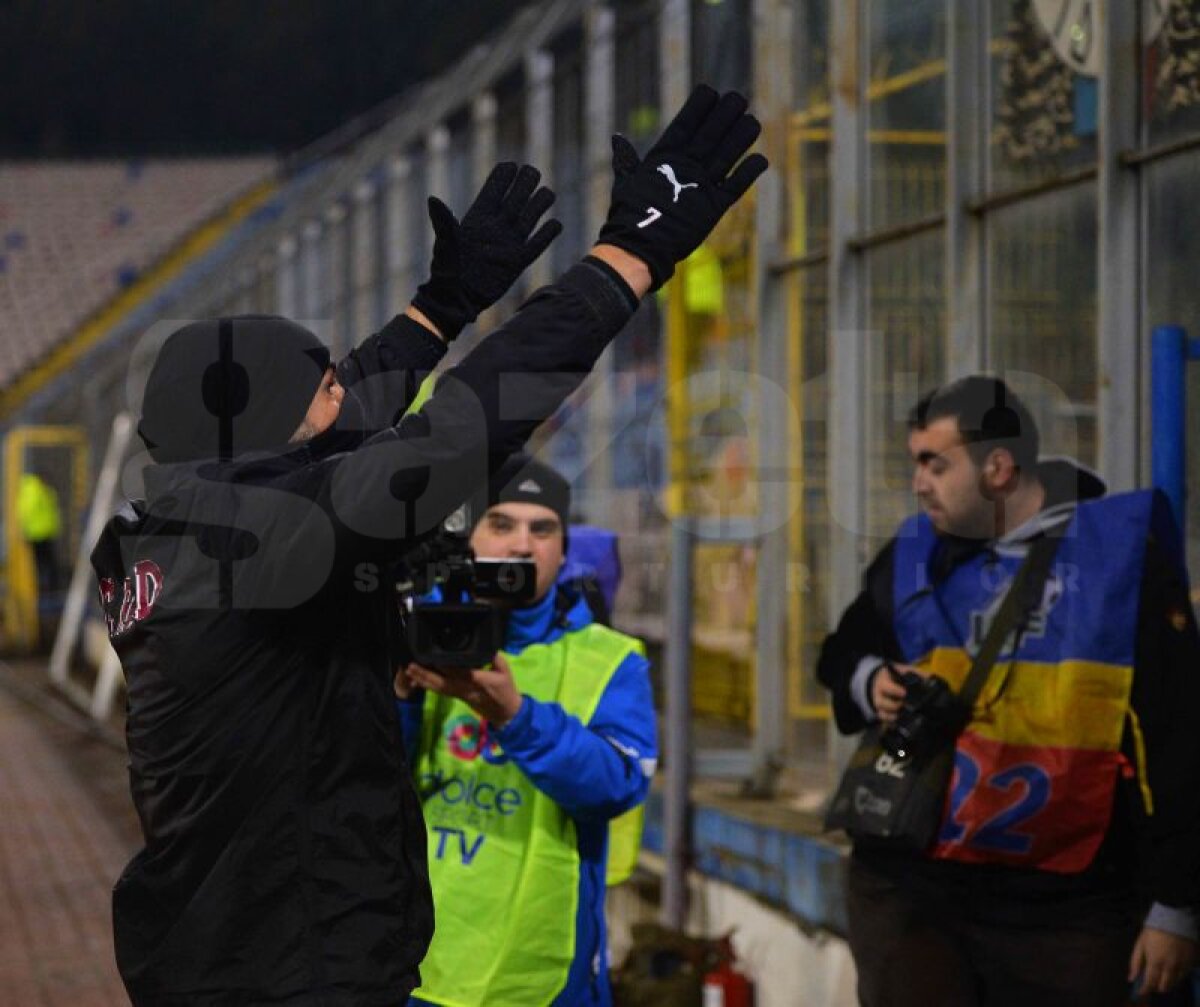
[291,367,345,442]
[908,416,996,539]
[469,501,564,604]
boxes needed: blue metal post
[1151,325,1190,534]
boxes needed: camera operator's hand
[597,85,768,290]
[412,163,563,340]
[871,663,923,725]
[403,653,524,729]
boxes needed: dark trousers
[847,856,1142,1007]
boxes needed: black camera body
[879,668,966,761]
[395,508,536,668]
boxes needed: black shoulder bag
[824,532,1061,852]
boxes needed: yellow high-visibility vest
[414,624,645,1007]
[17,474,61,543]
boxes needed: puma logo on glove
[597,85,768,290]
[656,164,699,203]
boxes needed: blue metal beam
[1151,325,1191,535]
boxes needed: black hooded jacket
[91,259,637,1006]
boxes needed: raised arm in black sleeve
[282,257,638,571]
[334,314,447,435]
[268,87,768,581]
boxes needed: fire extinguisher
[702,934,754,1007]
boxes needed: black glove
[597,85,768,290]
[413,162,562,340]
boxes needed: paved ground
[0,661,138,1006]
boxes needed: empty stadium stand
[0,158,274,391]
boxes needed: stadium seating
[0,157,273,389]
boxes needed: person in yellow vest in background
[17,470,63,621]
[395,453,657,1007]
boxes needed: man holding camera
[394,452,656,1007]
[818,376,1200,1006]
[92,86,763,1006]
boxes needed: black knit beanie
[478,453,571,541]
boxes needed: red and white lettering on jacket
[100,559,163,638]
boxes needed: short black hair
[909,375,1039,471]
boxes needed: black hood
[138,315,330,464]
[1035,456,1106,507]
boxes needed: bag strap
[955,531,1062,711]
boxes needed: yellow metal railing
[3,426,89,653]
[665,197,760,726]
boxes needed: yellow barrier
[3,426,89,653]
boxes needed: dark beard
[304,424,371,460]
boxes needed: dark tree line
[0,1,527,157]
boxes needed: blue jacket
[400,585,657,1006]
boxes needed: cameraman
[818,376,1200,1007]
[395,453,656,1007]
[92,86,764,1007]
